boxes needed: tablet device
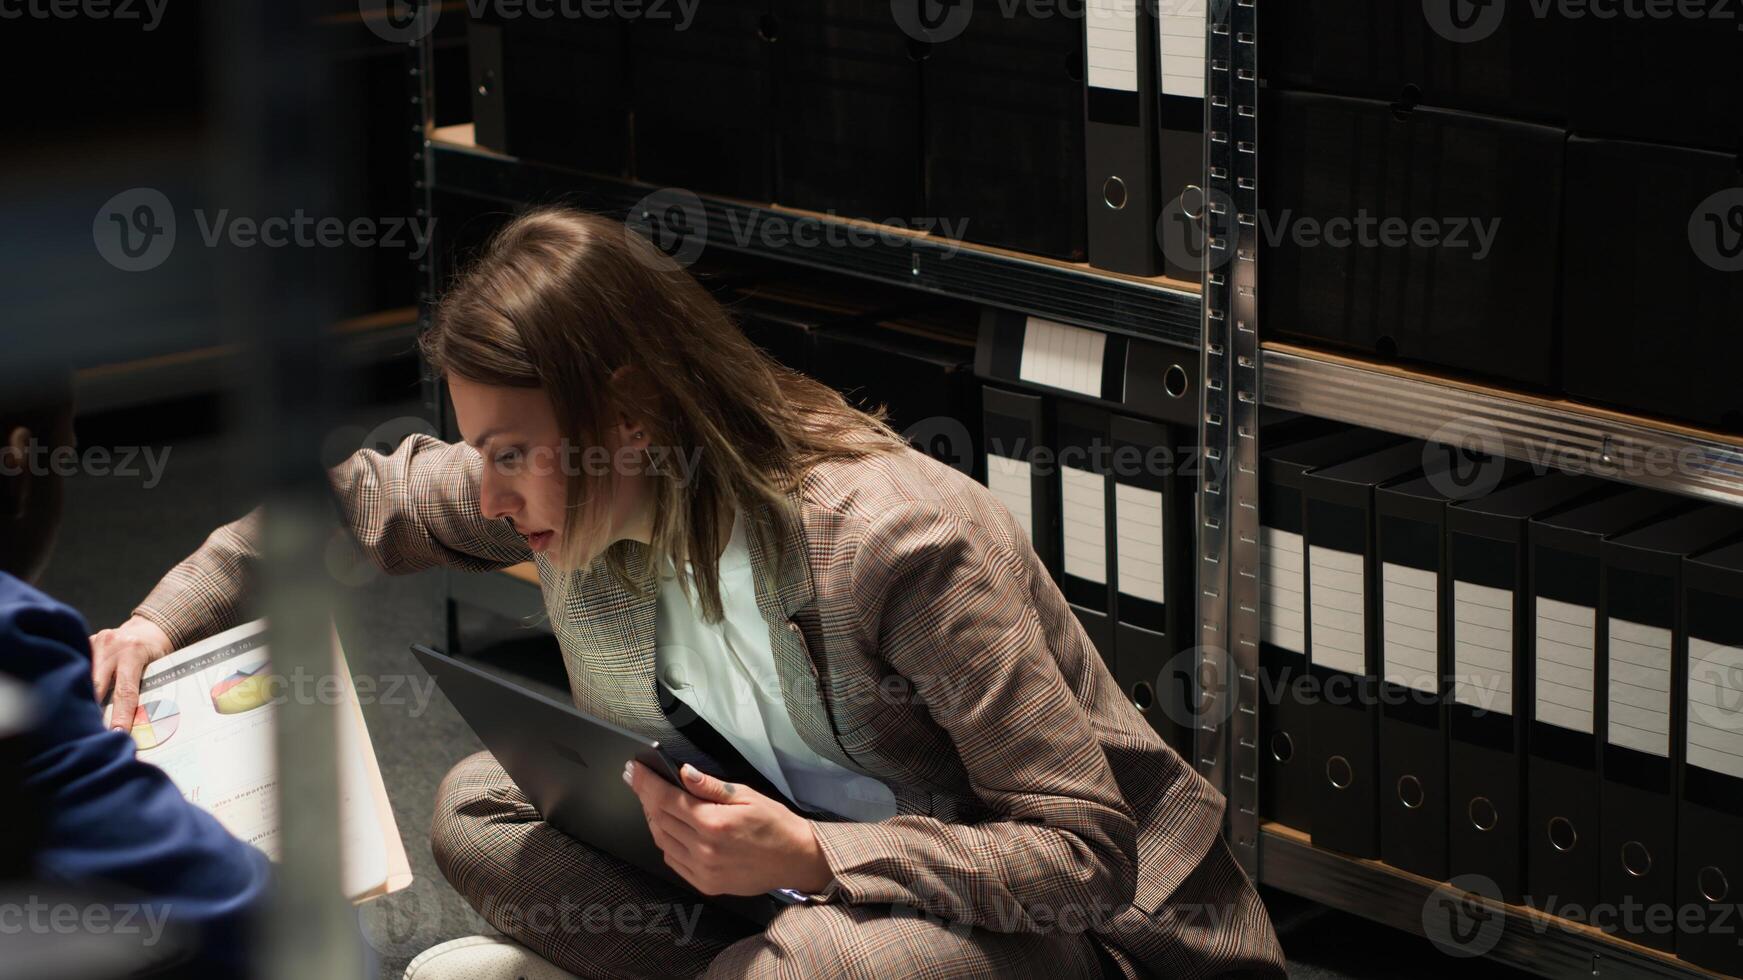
[412,644,810,925]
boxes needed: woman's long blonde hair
[420,206,907,621]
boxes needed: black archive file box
[1569,11,1743,155]
[1260,91,1566,392]
[1599,506,1743,951]
[1525,490,1693,919]
[1047,402,1199,758]
[1108,413,1195,758]
[973,310,1199,425]
[923,5,1087,261]
[465,14,630,177]
[1262,0,1569,125]
[773,1,921,223]
[1444,473,1615,903]
[980,386,1057,579]
[811,311,982,478]
[1083,0,1163,276]
[1561,138,1743,434]
[629,0,776,202]
[975,313,1200,755]
[1302,440,1454,859]
[1678,539,1743,976]
[1372,458,1536,882]
[1055,400,1118,672]
[1258,426,1403,833]
[1153,2,1206,282]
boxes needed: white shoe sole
[403,935,583,980]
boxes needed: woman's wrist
[787,815,835,894]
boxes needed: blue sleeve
[1,575,272,970]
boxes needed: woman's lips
[525,530,554,553]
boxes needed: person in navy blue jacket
[0,374,272,975]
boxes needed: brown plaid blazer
[136,434,1284,978]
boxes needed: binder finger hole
[1548,816,1578,853]
[1163,364,1191,399]
[1103,177,1129,211]
[1468,796,1498,832]
[1130,681,1154,713]
[1269,731,1294,764]
[1699,866,1730,903]
[1326,755,1353,789]
[1622,841,1653,878]
[1396,774,1424,809]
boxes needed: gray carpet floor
[35,392,1532,979]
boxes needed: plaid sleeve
[806,503,1140,932]
[134,434,531,649]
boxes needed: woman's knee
[429,750,524,888]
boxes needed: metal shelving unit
[1221,3,1741,978]
[1263,344,1743,506]
[404,2,1741,977]
[409,15,1211,642]
[423,126,1203,348]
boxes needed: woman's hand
[624,760,834,897]
[89,616,174,730]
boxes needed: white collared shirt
[654,509,897,823]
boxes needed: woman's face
[448,373,652,567]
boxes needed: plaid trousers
[431,751,1120,980]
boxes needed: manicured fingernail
[682,763,699,780]
[621,768,633,787]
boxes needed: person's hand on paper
[90,615,174,731]
[624,759,833,898]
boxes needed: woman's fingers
[88,617,173,732]
[107,651,147,733]
[89,632,116,703]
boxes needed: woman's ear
[607,365,655,448]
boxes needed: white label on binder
[1157,0,1206,99]
[1688,636,1743,780]
[1061,466,1108,585]
[1086,0,1141,93]
[1534,598,1596,735]
[1453,580,1513,714]
[1381,562,1438,695]
[987,455,1034,545]
[1115,482,1165,604]
[1260,526,1305,656]
[1309,545,1365,676]
[1607,617,1672,758]
[1018,318,1106,399]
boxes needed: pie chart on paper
[211,660,274,715]
[128,699,181,751]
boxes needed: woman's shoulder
[797,443,1030,562]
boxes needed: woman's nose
[478,474,519,522]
